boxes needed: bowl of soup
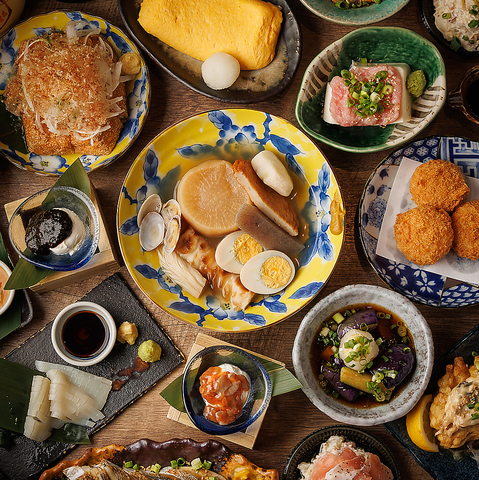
[292,284,434,425]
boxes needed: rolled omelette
[138,0,283,70]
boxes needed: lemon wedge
[406,394,439,452]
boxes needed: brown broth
[310,303,414,408]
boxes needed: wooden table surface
[1,0,479,478]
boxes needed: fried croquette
[409,159,470,212]
[429,356,479,449]
[394,206,454,265]
[452,200,479,260]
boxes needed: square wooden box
[167,333,284,449]
[4,183,119,293]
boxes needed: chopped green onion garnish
[191,458,203,470]
[442,12,451,18]
[124,461,134,468]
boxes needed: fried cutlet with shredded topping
[4,29,127,155]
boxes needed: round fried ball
[409,159,470,212]
[394,206,454,265]
[452,200,479,260]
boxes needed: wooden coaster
[167,332,284,449]
[4,182,119,293]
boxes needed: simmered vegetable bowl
[311,305,415,406]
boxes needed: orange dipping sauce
[199,364,250,425]
[0,265,10,310]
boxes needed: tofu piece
[138,0,283,70]
[323,62,412,126]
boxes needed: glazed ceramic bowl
[8,186,100,271]
[296,27,446,153]
[182,345,272,435]
[0,260,14,315]
[292,284,434,426]
[299,0,409,25]
[51,301,117,367]
[283,426,400,480]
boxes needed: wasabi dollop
[406,70,427,98]
[138,340,162,362]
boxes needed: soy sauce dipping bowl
[51,301,117,367]
[8,186,100,271]
[182,345,272,435]
[292,284,434,426]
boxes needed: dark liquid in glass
[62,311,106,357]
[466,79,479,118]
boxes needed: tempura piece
[175,227,255,311]
[409,159,470,212]
[430,356,479,448]
[452,200,479,260]
[394,205,454,265]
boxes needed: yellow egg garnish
[260,255,292,289]
[232,233,263,265]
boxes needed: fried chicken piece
[410,159,470,212]
[452,200,479,260]
[430,356,479,449]
[394,205,454,265]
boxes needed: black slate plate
[385,324,479,480]
[0,273,184,480]
[421,0,479,56]
[283,425,400,480]
[117,0,302,103]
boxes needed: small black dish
[117,0,302,103]
[283,425,400,480]
[421,0,479,56]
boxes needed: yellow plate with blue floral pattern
[0,11,150,175]
[117,110,344,332]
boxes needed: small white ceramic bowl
[0,260,14,315]
[292,284,434,426]
[51,301,117,367]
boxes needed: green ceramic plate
[295,27,446,153]
[300,0,409,25]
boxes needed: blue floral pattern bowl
[359,136,479,308]
[0,11,150,175]
[117,109,344,332]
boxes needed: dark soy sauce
[62,311,106,357]
[466,79,479,118]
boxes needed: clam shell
[139,212,165,251]
[161,199,181,226]
[137,194,162,227]
[164,215,181,253]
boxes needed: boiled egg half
[215,231,263,274]
[240,250,295,295]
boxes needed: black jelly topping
[25,209,73,256]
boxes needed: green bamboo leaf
[0,359,37,433]
[0,233,22,338]
[4,159,90,290]
[160,356,302,412]
[48,423,90,445]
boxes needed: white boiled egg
[240,250,295,295]
[339,329,379,372]
[215,231,263,274]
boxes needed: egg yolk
[260,256,292,289]
[232,234,263,265]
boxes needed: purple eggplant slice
[321,365,359,403]
[370,344,415,389]
[337,309,378,338]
